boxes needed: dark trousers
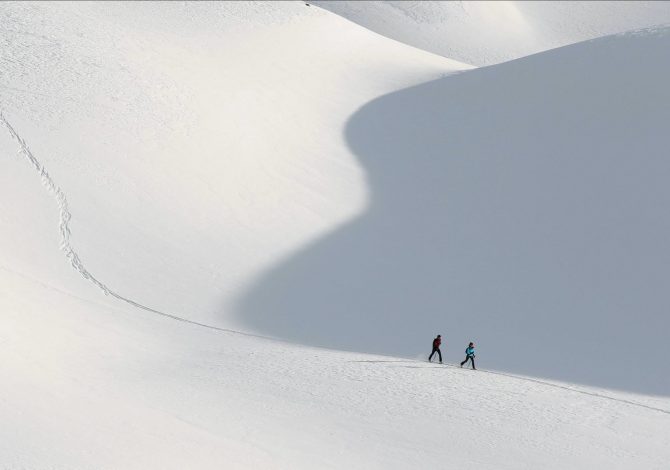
[429,347,442,362]
[460,355,475,369]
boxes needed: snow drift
[0,1,466,325]
[238,26,670,396]
[314,1,670,66]
[1,2,669,468]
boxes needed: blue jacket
[465,347,475,357]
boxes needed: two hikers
[428,335,442,363]
[429,336,476,370]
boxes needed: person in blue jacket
[460,342,476,369]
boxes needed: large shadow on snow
[236,29,670,396]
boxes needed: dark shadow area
[236,29,670,395]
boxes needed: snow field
[1,268,669,469]
[314,1,670,65]
[1,1,670,468]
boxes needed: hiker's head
[469,342,473,346]
[437,335,441,338]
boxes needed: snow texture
[1,1,669,468]
[314,1,670,66]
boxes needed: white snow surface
[2,268,670,469]
[1,1,669,468]
[313,1,670,66]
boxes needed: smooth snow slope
[2,269,670,469]
[1,1,670,468]
[313,1,670,66]
[0,1,467,325]
[239,27,670,396]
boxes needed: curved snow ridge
[0,111,267,340]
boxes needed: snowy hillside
[2,268,670,469]
[314,1,670,65]
[1,1,669,469]
[239,26,670,396]
[0,1,467,325]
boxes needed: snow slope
[1,1,669,468]
[0,1,467,325]
[313,1,670,66]
[2,269,670,469]
[239,26,670,396]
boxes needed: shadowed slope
[237,28,670,395]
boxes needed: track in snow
[2,111,668,417]
[0,111,265,340]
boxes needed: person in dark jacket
[428,334,442,363]
[460,342,476,369]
